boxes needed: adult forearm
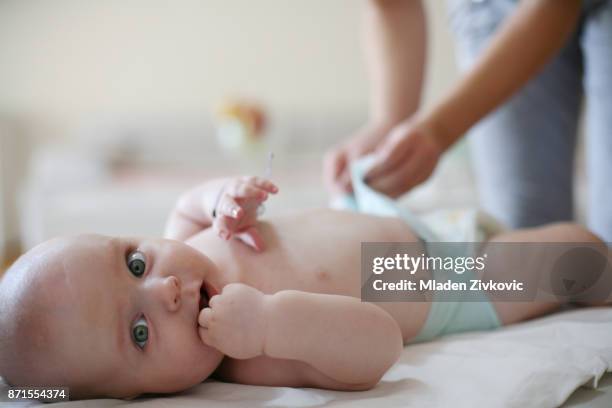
[364,0,427,125]
[427,0,581,149]
[264,290,403,385]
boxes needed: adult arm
[427,0,582,149]
[323,0,427,194]
[365,0,582,197]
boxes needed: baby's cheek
[164,342,211,383]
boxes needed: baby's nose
[155,275,182,312]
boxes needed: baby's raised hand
[198,283,268,359]
[212,176,278,252]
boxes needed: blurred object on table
[215,99,267,154]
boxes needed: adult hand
[323,122,395,194]
[364,116,444,198]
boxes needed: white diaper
[419,208,505,243]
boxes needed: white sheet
[2,308,612,407]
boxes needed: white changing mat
[2,308,611,408]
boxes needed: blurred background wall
[0,0,459,263]
[0,0,457,141]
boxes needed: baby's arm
[164,178,227,241]
[164,177,277,246]
[265,289,403,386]
[199,283,403,388]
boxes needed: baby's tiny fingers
[208,294,220,308]
[198,327,213,346]
[248,177,278,194]
[230,182,268,200]
[213,215,239,240]
[198,307,214,328]
[217,194,243,219]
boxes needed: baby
[0,169,605,400]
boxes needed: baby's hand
[213,176,278,252]
[198,283,268,360]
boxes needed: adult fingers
[367,152,429,198]
[337,168,353,194]
[323,148,348,192]
[365,127,416,181]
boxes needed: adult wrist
[367,115,406,131]
[418,108,457,153]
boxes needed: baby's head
[0,234,223,399]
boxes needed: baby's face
[37,235,223,398]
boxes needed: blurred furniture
[0,122,29,264]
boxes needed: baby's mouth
[199,282,209,311]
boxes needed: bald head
[0,238,78,387]
[0,236,123,398]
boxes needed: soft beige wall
[424,0,458,109]
[0,122,30,261]
[0,0,457,141]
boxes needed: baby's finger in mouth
[198,327,212,346]
[198,308,212,328]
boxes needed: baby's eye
[127,251,146,277]
[132,316,149,349]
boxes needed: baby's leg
[482,223,606,325]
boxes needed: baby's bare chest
[190,209,416,297]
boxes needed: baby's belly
[241,211,417,290]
